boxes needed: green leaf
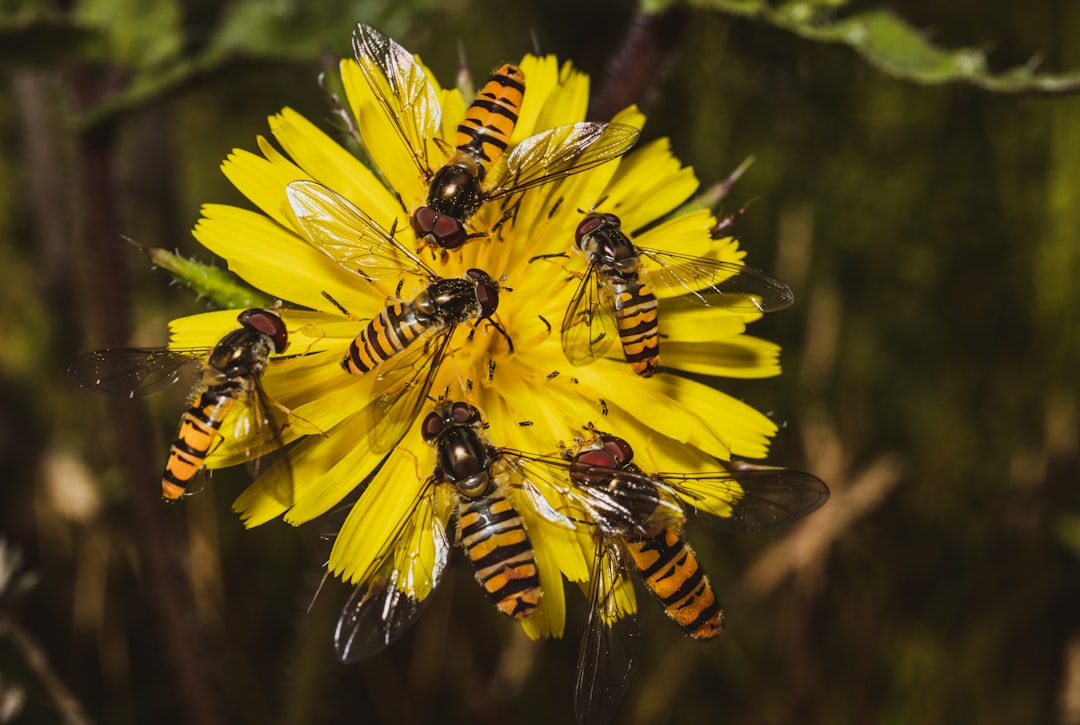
[689,1,1080,93]
[131,242,274,310]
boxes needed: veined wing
[486,123,640,200]
[560,262,619,367]
[575,536,643,725]
[638,248,794,313]
[66,347,207,398]
[651,462,830,532]
[230,378,294,504]
[365,327,456,452]
[287,180,431,280]
[351,22,441,180]
[334,482,450,663]
[499,449,684,538]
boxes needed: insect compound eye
[239,309,289,353]
[412,207,469,249]
[466,269,500,319]
[411,206,437,237]
[574,214,606,245]
[432,214,468,249]
[421,411,445,443]
[599,435,633,466]
[449,402,481,426]
[569,448,617,487]
[602,213,622,225]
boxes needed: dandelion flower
[167,34,786,641]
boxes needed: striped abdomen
[624,526,723,638]
[459,494,541,619]
[343,302,428,375]
[603,264,659,377]
[161,387,238,500]
[456,64,525,170]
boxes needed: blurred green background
[2,0,1079,723]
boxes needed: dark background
[1,0,1078,722]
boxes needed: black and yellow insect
[534,432,830,724]
[352,23,640,250]
[455,63,525,167]
[424,401,542,618]
[334,402,548,663]
[341,268,501,376]
[287,180,510,447]
[67,309,290,500]
[561,212,796,377]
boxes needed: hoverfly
[67,308,291,501]
[561,212,795,377]
[351,22,640,250]
[534,432,829,724]
[334,401,549,662]
[286,180,511,448]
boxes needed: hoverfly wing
[501,450,681,537]
[232,379,294,506]
[498,453,587,530]
[335,578,427,664]
[66,347,206,399]
[638,248,794,313]
[561,263,619,366]
[575,537,643,725]
[366,329,454,452]
[505,462,579,530]
[287,180,431,280]
[351,23,441,180]
[335,485,450,663]
[486,122,640,200]
[660,464,830,533]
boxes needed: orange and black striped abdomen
[455,64,525,170]
[459,494,541,619]
[161,389,237,500]
[343,302,427,375]
[607,268,659,377]
[624,527,722,638]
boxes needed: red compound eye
[599,435,633,466]
[574,214,605,243]
[570,448,617,487]
[449,402,480,425]
[421,411,445,443]
[412,207,468,249]
[466,269,500,319]
[238,309,289,353]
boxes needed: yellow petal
[601,138,699,230]
[192,204,385,313]
[268,107,402,232]
[662,336,782,379]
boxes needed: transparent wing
[499,450,684,538]
[651,462,830,532]
[638,248,794,313]
[575,537,643,725]
[351,22,440,179]
[231,379,294,504]
[66,347,206,398]
[365,328,455,451]
[560,264,619,367]
[486,122,640,200]
[334,483,450,663]
[287,180,432,280]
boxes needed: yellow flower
[168,40,784,642]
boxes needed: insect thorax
[427,158,483,218]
